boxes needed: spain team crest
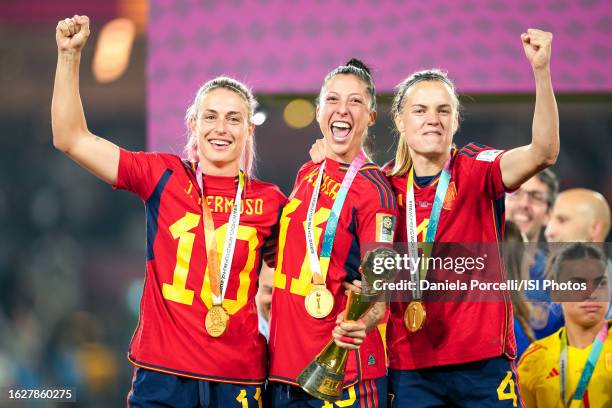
[442,181,457,211]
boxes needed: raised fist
[521,29,553,70]
[56,15,90,53]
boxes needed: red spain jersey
[268,159,398,386]
[385,143,517,370]
[113,149,285,384]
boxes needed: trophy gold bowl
[297,247,398,401]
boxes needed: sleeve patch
[476,149,503,162]
[376,213,395,243]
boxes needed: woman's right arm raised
[52,15,120,185]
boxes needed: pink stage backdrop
[148,0,612,152]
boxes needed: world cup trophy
[297,247,398,401]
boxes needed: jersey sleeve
[342,170,397,283]
[517,343,543,407]
[113,149,171,200]
[261,186,287,268]
[298,161,315,183]
[459,143,511,200]
[355,168,399,251]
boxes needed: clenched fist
[521,29,553,70]
[56,15,90,53]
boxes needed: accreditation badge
[305,284,334,318]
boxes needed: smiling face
[191,88,254,174]
[505,176,552,242]
[394,80,459,160]
[316,74,376,163]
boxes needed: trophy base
[297,359,345,402]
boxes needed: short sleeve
[458,143,512,200]
[262,187,288,267]
[355,168,399,252]
[113,149,171,200]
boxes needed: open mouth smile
[330,121,352,142]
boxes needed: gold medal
[305,284,334,318]
[205,305,229,337]
[404,301,426,332]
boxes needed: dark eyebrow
[569,273,607,282]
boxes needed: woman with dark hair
[519,243,611,407]
[268,59,397,407]
[52,15,285,406]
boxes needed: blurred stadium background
[1,0,611,406]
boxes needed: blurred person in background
[256,262,274,340]
[268,59,397,407]
[518,243,612,408]
[52,15,285,407]
[504,221,536,360]
[506,169,558,244]
[1,302,43,391]
[507,169,564,339]
[46,312,118,406]
[546,188,612,319]
[545,189,611,244]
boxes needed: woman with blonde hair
[385,29,558,407]
[52,15,285,406]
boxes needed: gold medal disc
[304,284,334,318]
[404,301,426,332]
[205,305,229,337]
